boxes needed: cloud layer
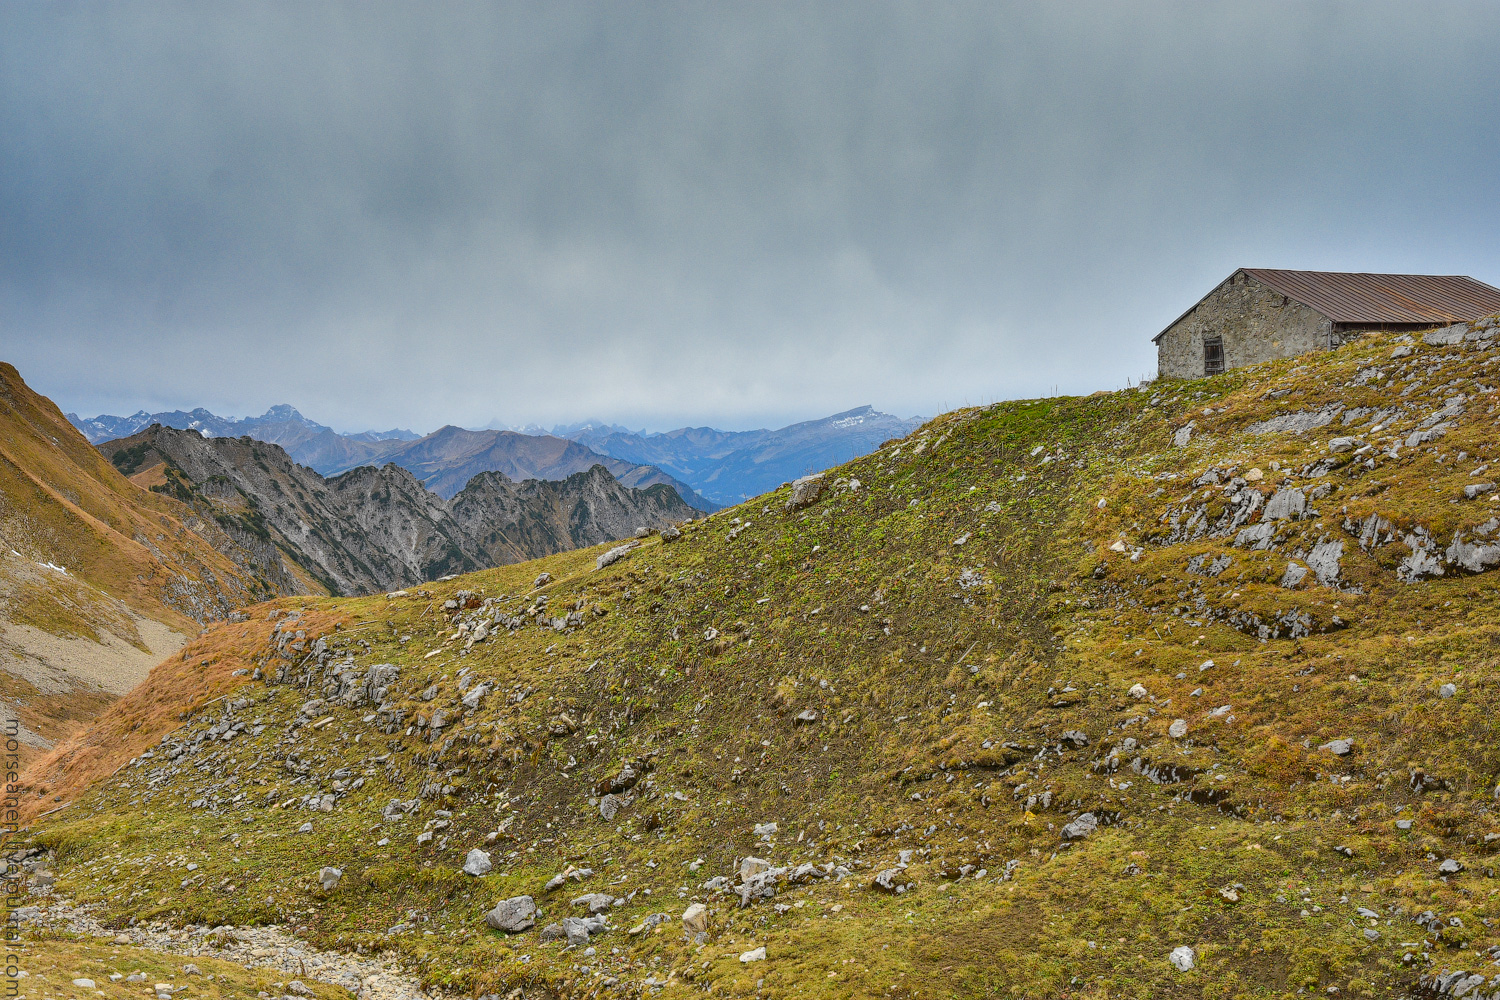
[4,2,1499,431]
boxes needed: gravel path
[21,895,438,1000]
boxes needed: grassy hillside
[0,363,284,766]
[21,323,1500,998]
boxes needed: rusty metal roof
[1154,269,1500,342]
[1242,269,1500,325]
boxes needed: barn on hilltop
[1154,269,1500,379]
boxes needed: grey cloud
[3,2,1499,431]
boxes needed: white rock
[682,902,709,934]
[484,895,537,933]
[317,866,342,891]
[1128,683,1148,699]
[1169,945,1195,971]
[739,856,774,882]
[1439,683,1457,699]
[1168,719,1188,739]
[739,946,767,963]
[72,979,96,989]
[463,848,493,876]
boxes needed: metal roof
[1243,269,1500,324]
[1154,269,1500,342]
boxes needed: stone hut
[1154,269,1500,379]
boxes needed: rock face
[484,895,536,933]
[99,426,700,596]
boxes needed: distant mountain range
[100,424,699,596]
[69,403,922,508]
[556,405,922,505]
[69,406,715,511]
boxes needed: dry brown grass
[0,362,262,631]
[16,600,353,824]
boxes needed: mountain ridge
[100,424,701,596]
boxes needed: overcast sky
[4,3,1499,434]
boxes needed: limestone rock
[681,903,709,935]
[573,892,614,915]
[785,473,827,510]
[1169,945,1195,972]
[596,542,639,571]
[317,867,341,891]
[1060,812,1098,840]
[463,849,493,876]
[484,895,536,933]
[739,856,774,881]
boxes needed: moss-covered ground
[18,328,1500,998]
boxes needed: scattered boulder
[463,849,493,876]
[1060,812,1098,841]
[540,915,608,947]
[1321,739,1353,756]
[628,913,673,936]
[785,473,827,510]
[1439,858,1464,875]
[794,709,818,725]
[1169,945,1196,972]
[485,895,537,933]
[596,542,639,571]
[1423,323,1469,346]
[739,856,774,881]
[682,903,709,935]
[317,867,342,891]
[573,892,614,915]
[533,572,551,588]
[739,946,767,963]
[660,524,682,542]
[1128,683,1148,699]
[599,793,629,821]
[1168,719,1188,739]
[1440,683,1457,699]
[871,869,910,894]
[738,866,787,908]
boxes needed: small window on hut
[1203,335,1224,375]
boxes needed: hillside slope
[23,319,1500,999]
[0,364,275,766]
[100,425,701,596]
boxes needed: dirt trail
[16,894,438,1000]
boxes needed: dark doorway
[1203,335,1224,375]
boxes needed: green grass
[23,327,1500,998]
